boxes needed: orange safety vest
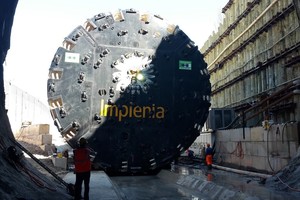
[73,148,91,173]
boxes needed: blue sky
[5,0,228,104]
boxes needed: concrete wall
[213,122,300,173]
[4,81,67,146]
[4,81,52,133]
[189,132,213,156]
[16,124,52,146]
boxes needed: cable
[218,115,240,130]
[267,124,275,172]
[281,120,296,144]
[228,76,300,109]
[1,138,57,192]
[266,121,300,191]
[230,141,244,159]
[274,174,300,192]
[16,127,25,140]
[16,162,57,192]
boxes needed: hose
[230,141,244,159]
[281,121,296,144]
[274,174,300,192]
[212,164,271,179]
[16,161,57,192]
[267,124,276,172]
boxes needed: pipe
[208,0,279,69]
[212,164,272,179]
[229,76,300,108]
[244,81,296,114]
[10,138,75,195]
[245,91,294,121]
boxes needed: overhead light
[136,73,144,81]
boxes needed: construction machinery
[47,9,211,174]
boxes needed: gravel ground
[25,156,70,180]
[19,140,71,181]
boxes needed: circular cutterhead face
[47,9,211,174]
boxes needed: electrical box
[205,108,235,130]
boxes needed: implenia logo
[99,99,165,121]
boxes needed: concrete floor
[63,171,123,200]
[63,164,300,200]
[169,164,296,200]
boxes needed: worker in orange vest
[205,143,213,170]
[73,137,93,200]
